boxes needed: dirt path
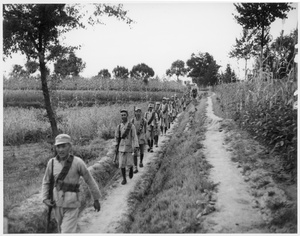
[77,121,178,233]
[202,94,267,233]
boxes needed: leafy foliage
[186,52,220,87]
[3,4,133,137]
[130,63,155,84]
[233,3,294,69]
[54,51,86,77]
[219,64,237,83]
[113,65,129,79]
[98,69,111,78]
[214,78,297,174]
[166,60,187,82]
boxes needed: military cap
[155,102,160,105]
[55,134,72,146]
[135,107,142,112]
[162,97,166,100]
[120,109,128,115]
[148,103,154,108]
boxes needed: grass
[119,97,217,233]
[3,102,150,146]
[4,89,182,108]
[213,78,297,176]
[3,138,113,217]
[4,76,186,92]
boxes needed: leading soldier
[42,134,101,233]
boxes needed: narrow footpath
[201,94,267,233]
[77,121,179,233]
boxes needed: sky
[2,1,299,80]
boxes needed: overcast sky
[2,1,298,80]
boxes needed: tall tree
[54,51,86,77]
[229,29,257,80]
[25,60,39,74]
[186,52,220,87]
[220,64,238,83]
[3,4,133,137]
[166,59,187,82]
[233,3,294,76]
[113,65,129,79]
[130,63,155,84]
[98,69,111,78]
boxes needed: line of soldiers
[114,95,185,185]
[41,93,191,233]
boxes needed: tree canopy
[233,3,294,70]
[54,51,86,77]
[98,69,111,78]
[130,63,155,84]
[166,60,187,82]
[113,66,129,79]
[186,52,220,87]
[3,3,133,137]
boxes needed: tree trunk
[39,56,59,138]
[260,14,265,80]
[245,58,248,80]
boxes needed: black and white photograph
[2,1,298,234]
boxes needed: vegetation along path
[77,119,180,233]
[201,93,267,233]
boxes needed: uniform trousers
[54,206,79,233]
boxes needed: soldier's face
[121,112,128,122]
[56,143,71,160]
[135,110,141,118]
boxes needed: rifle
[114,126,121,167]
[46,159,54,233]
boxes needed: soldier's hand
[94,200,101,212]
[43,199,56,207]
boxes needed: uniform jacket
[144,110,158,127]
[131,117,147,144]
[42,155,101,208]
[160,103,168,118]
[115,121,139,153]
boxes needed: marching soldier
[144,103,158,152]
[114,109,139,185]
[159,97,169,135]
[167,98,172,129]
[131,107,147,173]
[153,102,161,147]
[42,134,101,233]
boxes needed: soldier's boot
[133,154,138,173]
[129,166,133,179]
[154,136,158,147]
[164,127,167,134]
[139,154,144,168]
[160,126,163,135]
[121,168,127,185]
[150,140,154,152]
[147,140,151,152]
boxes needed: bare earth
[78,122,177,233]
[202,94,267,233]
[78,95,271,233]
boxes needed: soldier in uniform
[144,103,158,153]
[167,98,172,129]
[153,102,161,147]
[159,97,169,135]
[42,134,101,233]
[114,109,139,185]
[131,107,147,173]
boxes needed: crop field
[3,89,182,108]
[3,76,185,92]
[3,101,150,215]
[213,78,297,174]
